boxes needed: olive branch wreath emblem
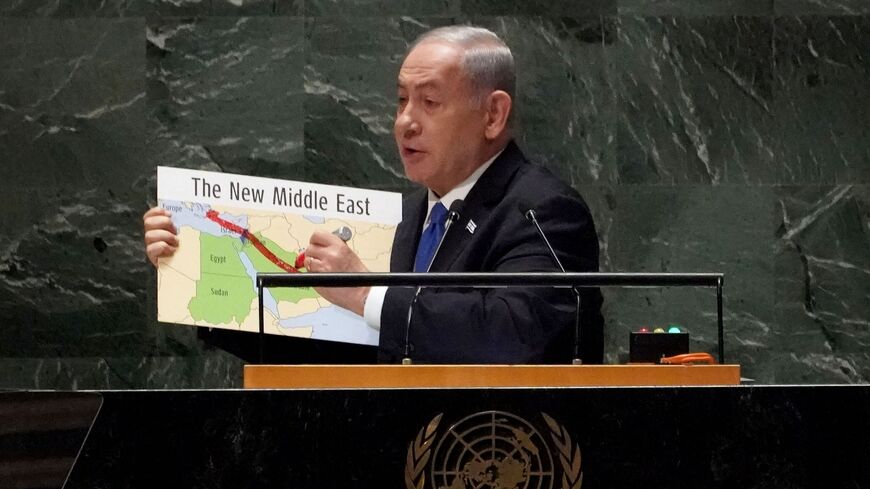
[405,413,443,489]
[404,412,582,489]
[542,412,583,489]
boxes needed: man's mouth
[402,146,425,158]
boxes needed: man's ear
[483,90,512,141]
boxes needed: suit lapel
[428,141,526,272]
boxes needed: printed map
[156,200,396,346]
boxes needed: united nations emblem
[405,411,582,489]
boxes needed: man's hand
[143,207,179,267]
[304,230,370,316]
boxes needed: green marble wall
[1,0,867,387]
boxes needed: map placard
[156,166,402,346]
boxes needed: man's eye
[424,99,439,108]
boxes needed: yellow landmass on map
[277,297,322,317]
[240,297,315,337]
[160,227,201,280]
[157,227,201,323]
[262,217,340,255]
[238,297,258,333]
[157,264,197,323]
[235,299,314,338]
[246,215,274,235]
[352,225,395,271]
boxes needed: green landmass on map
[189,233,257,324]
[188,231,319,325]
[239,233,319,303]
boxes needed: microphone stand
[524,208,583,365]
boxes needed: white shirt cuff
[363,286,387,331]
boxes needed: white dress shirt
[363,150,502,330]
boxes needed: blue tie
[414,202,448,272]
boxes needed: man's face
[394,41,488,196]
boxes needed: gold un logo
[405,411,582,489]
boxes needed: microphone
[517,200,584,365]
[402,199,465,365]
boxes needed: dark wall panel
[0,1,867,387]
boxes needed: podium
[8,380,870,488]
[243,364,741,388]
[24,383,863,488]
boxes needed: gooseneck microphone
[518,200,584,365]
[402,199,465,365]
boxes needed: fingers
[302,245,331,271]
[143,206,178,267]
[145,228,179,248]
[304,231,343,270]
[146,240,177,267]
[304,255,320,272]
[143,207,170,220]
[143,209,176,234]
[309,229,344,247]
[304,233,368,274]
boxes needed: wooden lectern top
[243,364,741,389]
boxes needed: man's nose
[395,108,421,138]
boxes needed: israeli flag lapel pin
[465,219,477,234]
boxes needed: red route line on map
[205,209,299,273]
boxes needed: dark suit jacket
[378,141,604,364]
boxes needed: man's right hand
[143,206,179,267]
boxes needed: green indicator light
[668,326,681,334]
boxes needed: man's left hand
[303,230,370,316]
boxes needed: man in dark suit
[301,26,603,364]
[144,25,603,364]
[375,140,603,364]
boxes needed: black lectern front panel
[5,387,868,489]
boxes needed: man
[144,26,604,364]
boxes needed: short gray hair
[409,25,516,107]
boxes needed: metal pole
[258,279,264,365]
[257,272,723,288]
[717,276,724,364]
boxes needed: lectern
[244,364,741,388]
